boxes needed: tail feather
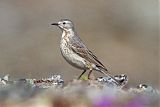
[99,68,121,86]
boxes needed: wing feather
[70,38,107,71]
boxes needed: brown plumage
[51,19,120,85]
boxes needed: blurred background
[0,0,159,87]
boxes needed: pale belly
[60,41,87,70]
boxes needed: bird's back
[67,31,108,71]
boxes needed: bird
[51,19,120,85]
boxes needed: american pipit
[51,19,120,85]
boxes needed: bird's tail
[99,67,121,86]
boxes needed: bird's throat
[61,29,74,39]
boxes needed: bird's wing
[69,36,122,85]
[69,36,107,71]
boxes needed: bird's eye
[63,22,66,25]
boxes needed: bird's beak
[51,23,59,26]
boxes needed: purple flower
[124,96,147,107]
[93,97,114,107]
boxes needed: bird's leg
[88,69,93,79]
[78,70,87,80]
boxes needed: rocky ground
[0,74,159,107]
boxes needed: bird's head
[51,19,74,31]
